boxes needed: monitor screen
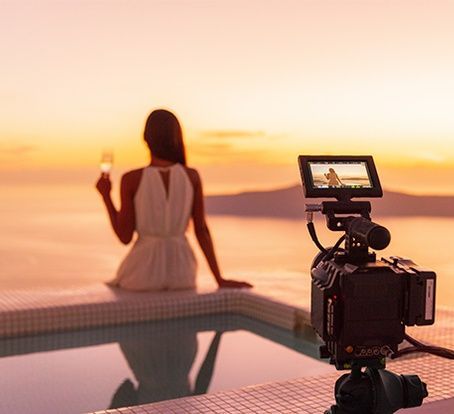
[298,155,382,200]
[308,161,373,189]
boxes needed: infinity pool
[0,314,332,414]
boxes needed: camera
[298,155,435,414]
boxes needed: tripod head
[326,364,428,414]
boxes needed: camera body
[312,255,436,369]
[298,155,436,370]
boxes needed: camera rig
[306,200,435,368]
[298,155,438,414]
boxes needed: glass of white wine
[100,150,114,177]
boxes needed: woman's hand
[217,278,253,289]
[96,175,112,198]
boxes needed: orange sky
[1,1,454,195]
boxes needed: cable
[391,333,454,360]
[323,234,346,261]
[404,333,454,359]
[306,221,346,266]
[404,333,426,348]
[306,222,328,254]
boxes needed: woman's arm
[193,331,223,395]
[96,172,137,244]
[190,170,252,289]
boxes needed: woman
[324,168,343,187]
[96,109,252,290]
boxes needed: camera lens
[368,226,391,250]
[348,217,391,250]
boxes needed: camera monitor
[298,155,383,200]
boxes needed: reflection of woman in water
[109,331,223,408]
[96,109,251,290]
[324,168,343,187]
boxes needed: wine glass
[100,150,114,177]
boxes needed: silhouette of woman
[324,168,343,187]
[96,109,252,290]
[108,331,224,408]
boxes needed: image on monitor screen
[308,161,373,189]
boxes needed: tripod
[325,364,428,414]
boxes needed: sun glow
[1,1,454,194]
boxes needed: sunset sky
[1,0,454,194]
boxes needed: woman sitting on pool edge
[96,109,252,291]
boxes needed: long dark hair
[144,109,187,165]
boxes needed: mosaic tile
[88,352,453,414]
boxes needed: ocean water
[0,184,453,307]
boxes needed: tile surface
[90,353,453,414]
[0,285,300,338]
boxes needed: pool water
[0,314,333,414]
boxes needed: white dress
[110,164,197,291]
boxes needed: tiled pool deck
[0,285,452,413]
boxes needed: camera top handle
[306,200,391,264]
[320,200,371,231]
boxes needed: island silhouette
[206,185,454,218]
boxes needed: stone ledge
[0,285,306,338]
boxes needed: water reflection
[109,331,223,408]
[0,314,325,414]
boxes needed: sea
[1,184,453,308]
